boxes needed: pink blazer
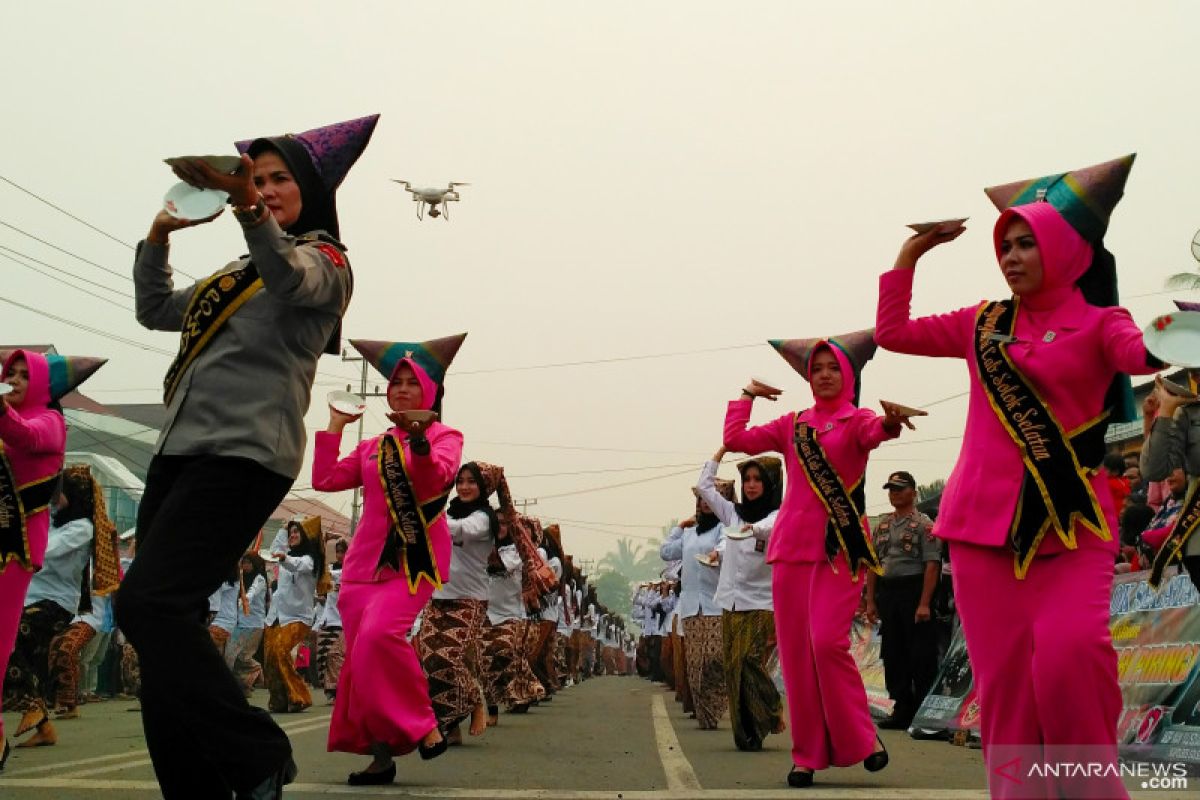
[313,422,462,584]
[724,399,896,564]
[0,350,67,569]
[875,268,1157,551]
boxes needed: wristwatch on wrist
[231,195,268,226]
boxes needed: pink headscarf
[3,349,51,411]
[993,202,1093,310]
[806,341,857,416]
[389,357,438,412]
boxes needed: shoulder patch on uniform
[313,242,347,269]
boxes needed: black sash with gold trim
[377,434,451,593]
[1149,479,1200,589]
[793,418,881,579]
[973,300,1110,578]
[163,264,265,404]
[0,443,60,570]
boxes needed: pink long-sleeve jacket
[724,344,897,564]
[0,349,68,570]
[875,203,1158,553]
[312,357,463,585]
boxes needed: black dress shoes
[347,761,396,786]
[787,767,814,787]
[863,734,889,772]
[419,733,448,761]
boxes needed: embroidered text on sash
[793,418,881,580]
[972,300,1109,578]
[1149,478,1200,589]
[377,434,449,593]
[163,264,265,405]
[0,442,59,571]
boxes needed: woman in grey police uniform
[116,115,377,800]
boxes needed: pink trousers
[953,542,1127,800]
[772,558,876,770]
[0,554,41,741]
[328,577,437,756]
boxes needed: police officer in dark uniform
[863,470,942,729]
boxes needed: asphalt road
[0,677,1190,798]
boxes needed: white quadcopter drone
[391,180,469,220]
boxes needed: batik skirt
[4,599,73,712]
[722,609,783,749]
[315,626,344,693]
[481,618,545,709]
[415,598,487,729]
[682,614,727,730]
[48,620,96,709]
[263,621,312,712]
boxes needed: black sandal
[347,761,396,786]
[787,767,814,787]
[419,730,448,761]
[863,734,889,772]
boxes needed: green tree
[593,570,632,621]
[598,537,662,582]
[917,478,946,503]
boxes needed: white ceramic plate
[907,217,968,234]
[1192,229,1200,263]
[1160,377,1198,401]
[1144,311,1200,368]
[327,390,367,416]
[164,154,243,174]
[0,382,11,396]
[724,525,753,541]
[695,553,718,567]
[163,182,228,220]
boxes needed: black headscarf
[246,137,339,239]
[447,463,499,535]
[247,137,345,355]
[695,503,721,535]
[286,521,326,584]
[735,459,783,524]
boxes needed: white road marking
[649,691,701,791]
[18,712,332,780]
[0,777,1127,798]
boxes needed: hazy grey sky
[3,1,1197,565]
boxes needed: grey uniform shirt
[873,510,940,579]
[133,217,352,479]
[1141,406,1200,557]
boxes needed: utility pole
[340,349,386,534]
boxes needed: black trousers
[877,573,939,724]
[115,455,293,799]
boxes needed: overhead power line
[0,245,134,299]
[0,218,135,284]
[0,295,175,355]
[0,251,130,311]
[454,343,761,375]
[0,173,198,280]
[0,173,136,251]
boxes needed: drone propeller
[391,179,413,192]
[447,182,470,189]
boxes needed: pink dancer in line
[724,331,918,788]
[0,349,104,769]
[314,333,466,787]
[875,155,1158,799]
